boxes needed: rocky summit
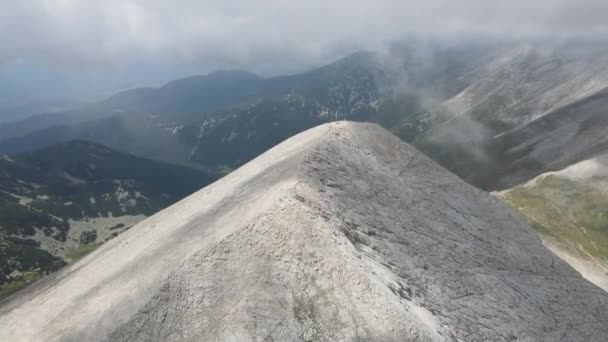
[0,122,606,341]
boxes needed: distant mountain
[0,54,392,163]
[0,70,264,142]
[478,89,608,189]
[104,70,265,114]
[0,141,214,299]
[0,43,492,168]
[2,40,608,192]
[411,44,608,189]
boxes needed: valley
[0,141,214,299]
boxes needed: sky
[2,0,608,75]
[0,0,607,119]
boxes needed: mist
[2,0,608,122]
[3,1,608,74]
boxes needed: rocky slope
[0,141,214,299]
[0,122,605,342]
[497,155,608,291]
[414,44,608,189]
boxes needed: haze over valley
[1,1,608,341]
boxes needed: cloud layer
[2,1,608,74]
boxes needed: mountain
[0,70,264,143]
[103,70,265,115]
[0,53,391,164]
[0,141,214,299]
[497,155,608,291]
[0,122,606,341]
[0,43,491,167]
[2,40,608,192]
[484,89,608,187]
[415,44,608,190]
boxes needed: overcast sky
[2,0,608,76]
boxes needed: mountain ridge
[1,122,606,341]
[497,154,608,291]
[2,41,608,192]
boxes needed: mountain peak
[205,69,262,80]
[1,122,607,341]
[163,69,262,89]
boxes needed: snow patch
[226,130,238,142]
[134,192,147,200]
[63,172,87,185]
[115,186,129,201]
[1,155,14,162]
[0,190,33,205]
[170,125,184,135]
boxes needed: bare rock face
[1,122,607,341]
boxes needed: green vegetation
[0,140,215,300]
[0,233,67,301]
[64,243,103,263]
[498,175,608,262]
[0,271,42,300]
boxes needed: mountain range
[0,38,607,338]
[2,41,608,192]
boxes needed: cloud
[1,0,608,75]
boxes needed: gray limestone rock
[1,122,606,341]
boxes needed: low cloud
[2,1,608,75]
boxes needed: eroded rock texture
[1,122,607,341]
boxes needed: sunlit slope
[497,155,608,290]
[1,122,606,341]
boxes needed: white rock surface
[0,122,606,341]
[542,239,608,293]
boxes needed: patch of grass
[64,242,103,263]
[0,271,42,301]
[498,175,608,262]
